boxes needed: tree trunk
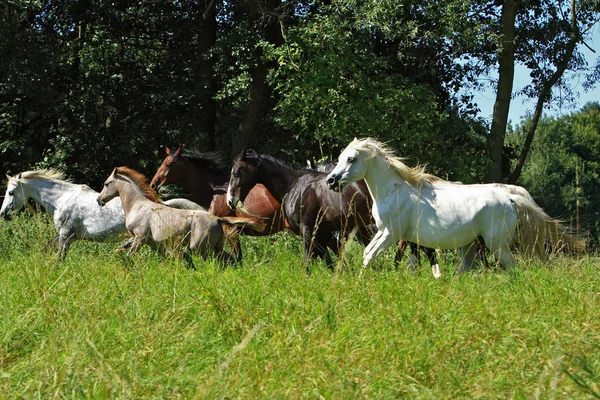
[196,1,218,150]
[487,0,521,183]
[508,0,580,184]
[231,2,284,159]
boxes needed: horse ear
[17,173,22,179]
[110,168,117,178]
[174,147,182,156]
[241,146,248,159]
[166,147,171,155]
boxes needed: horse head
[150,146,183,191]
[326,143,363,192]
[0,173,30,220]
[227,147,261,210]
[97,168,119,206]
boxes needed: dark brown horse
[226,148,377,269]
[149,147,286,261]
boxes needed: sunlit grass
[1,213,599,398]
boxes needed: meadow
[1,212,600,399]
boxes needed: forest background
[1,0,600,242]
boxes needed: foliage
[509,102,600,244]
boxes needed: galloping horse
[306,158,440,276]
[0,169,202,259]
[149,147,286,261]
[226,148,377,269]
[97,167,265,268]
[326,138,584,273]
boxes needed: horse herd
[0,138,585,275]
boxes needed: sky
[472,24,600,125]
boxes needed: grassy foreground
[1,213,600,399]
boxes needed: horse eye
[348,157,355,163]
[8,191,14,196]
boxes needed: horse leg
[394,240,408,266]
[483,232,516,269]
[476,236,491,269]
[182,249,197,270]
[44,235,60,252]
[495,243,515,269]
[362,229,394,268]
[422,246,441,279]
[454,241,479,275]
[57,233,75,260]
[117,236,135,252]
[126,236,144,257]
[407,242,421,272]
[222,224,243,264]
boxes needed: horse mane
[115,166,160,202]
[351,138,437,186]
[180,150,229,176]
[244,150,301,174]
[10,169,70,184]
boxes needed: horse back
[284,173,372,231]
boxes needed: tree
[509,102,600,238]
[485,0,599,182]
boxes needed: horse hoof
[432,264,442,279]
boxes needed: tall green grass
[1,213,599,398]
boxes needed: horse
[306,158,441,277]
[0,169,204,259]
[97,167,266,268]
[226,148,380,270]
[149,147,286,262]
[325,138,585,273]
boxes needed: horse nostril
[326,176,335,186]
[151,183,156,190]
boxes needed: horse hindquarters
[189,219,226,262]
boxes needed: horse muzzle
[227,198,237,210]
[0,210,12,221]
[326,175,343,192]
[97,197,106,207]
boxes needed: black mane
[181,150,229,176]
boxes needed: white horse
[325,138,584,273]
[1,169,204,259]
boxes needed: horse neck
[182,163,227,207]
[116,178,150,215]
[362,155,410,203]
[21,179,74,215]
[256,158,302,201]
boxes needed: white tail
[510,194,585,259]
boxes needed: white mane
[9,169,70,185]
[349,138,439,186]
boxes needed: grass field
[1,213,600,398]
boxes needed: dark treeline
[1,0,599,239]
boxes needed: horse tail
[163,198,206,211]
[509,194,548,259]
[543,218,586,254]
[217,216,267,233]
[510,194,586,257]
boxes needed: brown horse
[149,147,286,262]
[227,148,380,269]
[97,167,266,269]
